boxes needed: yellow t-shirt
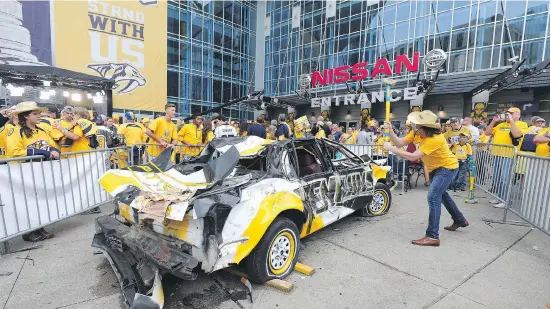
[6,125,59,158]
[444,126,472,144]
[266,132,271,140]
[315,129,326,138]
[51,120,76,153]
[535,128,550,157]
[205,131,214,143]
[118,122,147,146]
[451,143,472,160]
[178,123,203,156]
[148,117,178,157]
[0,121,17,159]
[404,131,459,172]
[490,121,529,157]
[71,119,98,153]
[479,134,490,144]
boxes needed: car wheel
[245,217,300,283]
[359,182,392,217]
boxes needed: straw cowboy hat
[407,110,441,129]
[13,101,47,114]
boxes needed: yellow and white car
[93,136,394,308]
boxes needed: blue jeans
[451,160,468,189]
[426,168,467,239]
[491,157,513,201]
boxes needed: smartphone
[498,113,507,119]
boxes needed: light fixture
[86,93,93,99]
[93,96,104,104]
[71,93,82,101]
[7,84,24,96]
[63,91,69,97]
[43,80,51,87]
[39,91,51,100]
[438,105,444,111]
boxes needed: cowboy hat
[407,110,441,129]
[13,101,47,114]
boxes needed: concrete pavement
[0,187,548,309]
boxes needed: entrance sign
[311,87,418,107]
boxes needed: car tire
[245,217,300,283]
[359,182,392,217]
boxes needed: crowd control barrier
[0,147,128,252]
[474,143,549,234]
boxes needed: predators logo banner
[52,0,167,112]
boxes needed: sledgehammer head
[383,78,396,87]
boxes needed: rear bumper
[92,215,199,280]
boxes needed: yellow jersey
[535,128,550,157]
[315,129,326,138]
[51,120,76,153]
[0,121,17,159]
[404,131,458,172]
[38,117,56,134]
[490,121,528,157]
[451,143,472,160]
[6,125,59,158]
[178,123,203,156]
[118,122,147,146]
[148,117,178,157]
[444,126,472,144]
[71,119,98,153]
[205,131,214,143]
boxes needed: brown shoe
[411,236,440,247]
[444,220,469,231]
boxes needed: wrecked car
[93,136,394,308]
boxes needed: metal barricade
[474,143,550,235]
[343,144,409,194]
[0,147,128,251]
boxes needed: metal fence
[0,147,128,251]
[474,143,550,234]
[125,143,205,166]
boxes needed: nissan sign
[424,49,447,70]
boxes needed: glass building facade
[264,0,550,97]
[167,0,257,120]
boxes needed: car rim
[369,189,388,214]
[268,230,296,276]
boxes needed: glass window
[527,1,549,14]
[233,29,242,53]
[233,3,243,26]
[396,2,410,21]
[436,10,452,33]
[202,18,212,43]
[466,49,474,70]
[167,38,179,66]
[522,39,545,65]
[339,21,350,36]
[351,1,362,16]
[382,25,394,43]
[223,53,231,77]
[203,47,211,73]
[469,3,478,25]
[168,8,179,34]
[492,45,501,67]
[349,34,360,50]
[191,14,203,40]
[505,0,526,18]
[437,0,453,12]
[494,22,503,44]
[202,78,210,101]
[213,51,222,75]
[503,17,524,42]
[474,47,492,69]
[451,29,468,51]
[454,1,471,8]
[190,104,201,115]
[434,33,451,52]
[179,11,189,38]
[214,1,224,18]
[383,4,396,25]
[476,23,495,47]
[180,42,189,68]
[167,70,179,97]
[478,1,497,24]
[453,7,470,29]
[223,2,233,23]
[223,25,232,50]
[524,13,548,39]
[192,46,201,71]
[337,37,349,52]
[395,21,409,42]
[338,3,351,19]
[191,75,201,100]
[449,50,467,72]
[214,22,223,47]
[350,16,361,33]
[415,17,427,37]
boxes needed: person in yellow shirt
[7,101,60,241]
[146,104,178,159]
[449,133,472,191]
[444,117,472,144]
[202,119,215,144]
[38,106,58,134]
[51,106,79,153]
[178,115,204,157]
[0,106,17,159]
[382,110,468,247]
[119,112,147,164]
[65,107,98,153]
[534,127,550,157]
[340,127,355,144]
[485,107,528,208]
[314,121,326,138]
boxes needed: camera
[498,113,507,120]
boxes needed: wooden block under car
[264,279,294,293]
[294,262,315,276]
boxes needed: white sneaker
[489,199,500,204]
[493,203,506,209]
